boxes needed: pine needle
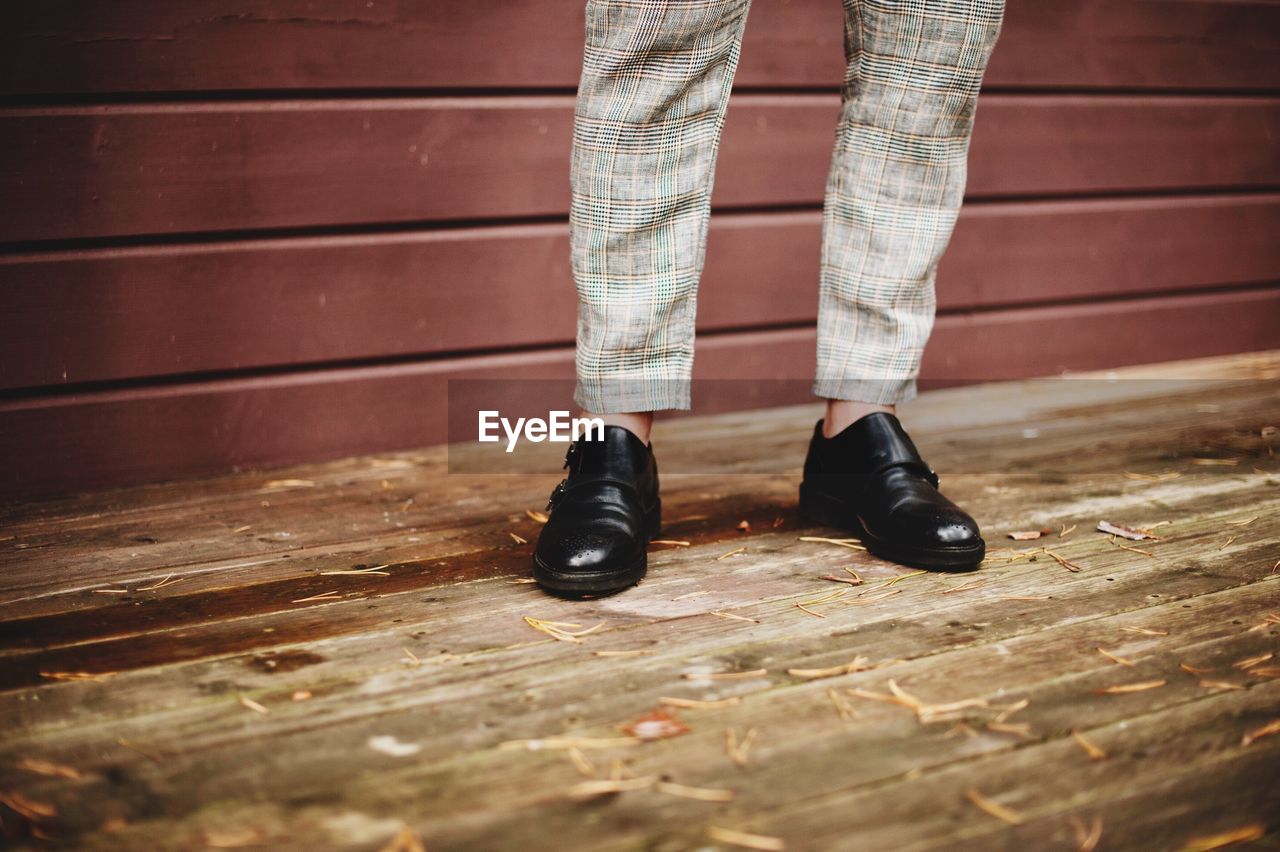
[652,539,691,547]
[499,736,639,751]
[567,776,655,800]
[1071,729,1107,760]
[686,669,768,681]
[593,649,654,658]
[717,547,747,561]
[726,727,758,766]
[1070,815,1104,852]
[1241,718,1280,746]
[1198,680,1244,691]
[798,536,866,551]
[508,532,528,545]
[1180,663,1214,675]
[659,696,742,710]
[705,826,786,851]
[1232,652,1273,670]
[522,616,605,643]
[709,610,760,624]
[965,788,1024,825]
[1093,679,1166,695]
[1121,626,1168,636]
[291,591,342,603]
[828,688,859,720]
[238,695,269,715]
[656,781,735,802]
[1180,824,1264,851]
[566,747,596,778]
[1096,647,1135,667]
[787,657,871,680]
[17,758,82,780]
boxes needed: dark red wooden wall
[2,1,1279,498]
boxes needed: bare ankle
[584,411,655,445]
[823,400,895,438]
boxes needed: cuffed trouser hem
[573,377,692,414]
[812,376,918,406]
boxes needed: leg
[801,0,1005,571]
[536,0,753,597]
[571,0,753,415]
[815,0,1005,405]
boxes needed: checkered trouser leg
[814,0,1005,404]
[571,0,1004,413]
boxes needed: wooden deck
[2,352,1278,850]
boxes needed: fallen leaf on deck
[1007,529,1049,541]
[379,825,426,852]
[621,710,689,741]
[737,520,752,534]
[1096,521,1154,541]
[367,735,421,757]
[525,509,549,524]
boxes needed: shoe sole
[799,483,984,572]
[532,502,662,597]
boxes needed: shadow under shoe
[799,413,985,571]
[533,425,661,597]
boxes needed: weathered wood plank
[4,195,1278,391]
[1,0,1275,95]
[4,571,1275,847]
[1,354,1276,848]
[3,96,1278,243]
[2,353,1276,605]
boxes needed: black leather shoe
[533,425,661,596]
[799,413,984,571]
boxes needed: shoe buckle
[562,441,578,470]
[546,479,567,511]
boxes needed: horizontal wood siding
[1,0,1278,497]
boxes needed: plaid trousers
[571,0,1005,412]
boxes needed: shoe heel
[644,500,662,541]
[799,482,865,538]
